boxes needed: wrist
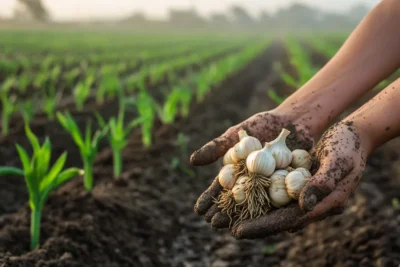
[340,118,376,156]
[273,101,329,140]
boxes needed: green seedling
[42,86,61,120]
[97,100,143,178]
[57,112,107,191]
[0,125,83,249]
[1,94,16,136]
[74,75,95,111]
[19,100,36,125]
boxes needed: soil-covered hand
[231,121,369,239]
[191,110,314,225]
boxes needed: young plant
[0,126,83,249]
[74,75,95,111]
[267,89,286,105]
[97,100,143,178]
[19,99,36,125]
[57,112,107,191]
[1,94,16,136]
[42,85,61,120]
[136,90,156,147]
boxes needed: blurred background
[0,0,379,32]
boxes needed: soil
[0,42,399,267]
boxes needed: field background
[0,1,399,266]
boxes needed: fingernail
[305,194,317,211]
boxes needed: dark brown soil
[0,42,399,267]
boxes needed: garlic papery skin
[291,149,312,170]
[236,175,250,185]
[218,164,236,190]
[270,169,289,182]
[232,184,246,204]
[246,143,276,177]
[269,128,292,169]
[268,176,291,208]
[223,148,235,165]
[295,167,311,178]
[285,170,307,200]
[232,130,262,163]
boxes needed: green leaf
[25,125,40,153]
[0,167,24,176]
[40,152,67,192]
[16,144,31,174]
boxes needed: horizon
[0,0,379,21]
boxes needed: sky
[0,0,379,21]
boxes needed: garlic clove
[270,169,289,182]
[295,167,311,178]
[246,143,276,177]
[285,170,307,200]
[223,147,235,165]
[218,164,236,190]
[285,166,295,172]
[232,184,246,204]
[291,149,312,170]
[232,130,262,163]
[269,128,292,169]
[268,176,292,208]
[236,175,250,185]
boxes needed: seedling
[57,112,107,191]
[0,126,83,249]
[97,99,143,178]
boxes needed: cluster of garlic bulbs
[217,129,312,220]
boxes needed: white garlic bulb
[223,148,235,165]
[218,164,236,190]
[232,184,246,204]
[291,149,312,170]
[236,175,250,185]
[295,167,311,178]
[285,170,307,200]
[269,169,289,182]
[232,130,262,163]
[268,176,292,208]
[246,143,276,177]
[269,128,292,169]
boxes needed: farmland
[0,29,399,266]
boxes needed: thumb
[190,126,239,166]
[299,161,349,212]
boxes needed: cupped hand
[192,110,314,225]
[231,121,369,239]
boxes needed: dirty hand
[191,109,314,226]
[231,121,369,239]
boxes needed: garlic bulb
[223,148,235,165]
[232,184,245,204]
[269,169,289,182]
[295,167,311,178]
[269,129,292,169]
[218,164,236,190]
[232,130,262,163]
[285,166,295,172]
[291,149,312,170]
[268,176,291,208]
[236,175,250,185]
[246,143,276,177]
[285,170,307,200]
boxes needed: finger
[231,204,304,239]
[194,176,222,216]
[299,158,353,212]
[204,204,220,223]
[211,212,231,229]
[190,126,239,166]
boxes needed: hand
[231,121,369,239]
[192,109,314,226]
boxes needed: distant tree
[273,3,319,29]
[14,0,50,22]
[230,5,254,25]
